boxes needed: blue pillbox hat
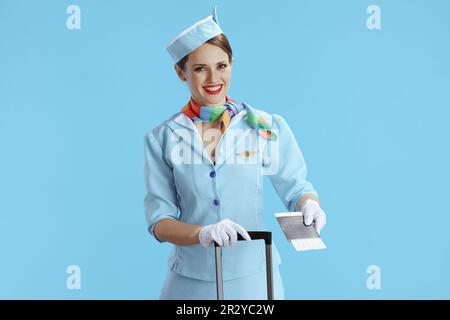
[166,5,223,63]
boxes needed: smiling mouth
[203,84,223,95]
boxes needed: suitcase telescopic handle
[214,231,272,247]
[214,231,274,300]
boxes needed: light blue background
[1,0,449,299]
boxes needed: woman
[144,6,326,299]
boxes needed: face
[175,43,232,106]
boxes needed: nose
[206,68,220,83]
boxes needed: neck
[191,96,227,107]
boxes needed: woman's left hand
[301,199,327,234]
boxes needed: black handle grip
[214,231,272,247]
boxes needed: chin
[203,96,224,106]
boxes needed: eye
[218,64,228,69]
[194,67,205,72]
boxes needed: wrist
[198,224,212,246]
[300,198,319,212]
[297,194,320,211]
[195,225,205,244]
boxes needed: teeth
[204,85,221,92]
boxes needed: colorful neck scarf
[181,96,277,141]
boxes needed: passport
[275,212,327,251]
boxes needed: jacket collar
[169,108,250,167]
[172,108,248,132]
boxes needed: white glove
[301,199,327,235]
[199,218,251,248]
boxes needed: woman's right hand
[199,219,251,248]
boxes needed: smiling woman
[173,37,233,163]
[144,5,325,300]
[175,35,233,106]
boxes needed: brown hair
[176,33,233,70]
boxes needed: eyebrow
[192,61,227,67]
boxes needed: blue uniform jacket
[144,102,318,281]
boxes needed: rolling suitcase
[214,231,274,300]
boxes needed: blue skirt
[159,267,285,300]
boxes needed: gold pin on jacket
[238,151,256,157]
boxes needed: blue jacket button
[209,171,216,178]
[213,199,220,206]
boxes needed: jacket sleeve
[265,114,319,212]
[144,130,179,242]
